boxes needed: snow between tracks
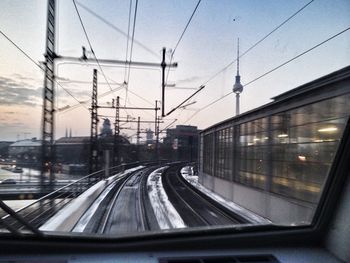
[147,167,186,229]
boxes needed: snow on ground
[72,165,145,232]
[147,167,186,229]
[72,179,119,232]
[180,166,271,224]
[40,166,144,232]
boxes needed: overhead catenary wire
[124,0,133,82]
[0,28,89,111]
[166,85,205,116]
[57,82,127,115]
[201,0,316,87]
[184,26,350,124]
[165,0,202,87]
[165,0,314,118]
[54,60,161,115]
[0,29,44,71]
[73,0,135,120]
[72,0,115,96]
[75,0,159,59]
[105,75,154,106]
[159,119,178,134]
[125,0,139,105]
[172,0,201,57]
[105,76,155,119]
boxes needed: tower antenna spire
[233,37,243,116]
[237,38,240,75]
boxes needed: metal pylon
[89,69,99,173]
[41,0,56,191]
[113,96,120,166]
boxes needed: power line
[166,85,205,116]
[56,82,127,115]
[159,119,178,134]
[0,28,89,111]
[179,0,316,107]
[184,26,350,124]
[72,0,115,96]
[75,1,159,59]
[244,26,350,87]
[106,76,158,120]
[204,0,316,87]
[104,75,154,106]
[173,0,201,56]
[165,0,201,87]
[124,0,133,82]
[0,29,44,70]
[125,0,139,105]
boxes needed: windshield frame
[0,118,348,252]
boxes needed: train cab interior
[1,0,350,262]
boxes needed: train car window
[0,0,349,240]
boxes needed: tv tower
[233,38,243,115]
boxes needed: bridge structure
[0,181,77,200]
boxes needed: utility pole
[137,116,140,161]
[155,101,159,161]
[55,47,177,118]
[41,0,56,192]
[113,96,120,166]
[161,47,166,117]
[89,69,99,173]
[137,117,141,145]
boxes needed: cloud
[0,122,26,128]
[11,73,37,82]
[176,76,202,84]
[0,76,41,106]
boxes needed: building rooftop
[10,139,41,147]
[55,136,90,144]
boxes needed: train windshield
[0,0,349,237]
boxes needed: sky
[0,0,349,142]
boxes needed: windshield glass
[0,0,349,237]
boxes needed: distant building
[8,138,41,166]
[55,136,90,166]
[0,141,13,159]
[163,125,200,161]
[145,129,154,145]
[100,118,113,137]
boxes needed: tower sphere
[233,76,243,94]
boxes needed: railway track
[162,164,248,227]
[96,166,159,235]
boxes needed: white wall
[199,172,316,224]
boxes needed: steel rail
[137,167,156,231]
[177,166,250,223]
[99,170,140,234]
[163,165,245,226]
[0,161,155,233]
[175,166,248,224]
[163,166,209,226]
